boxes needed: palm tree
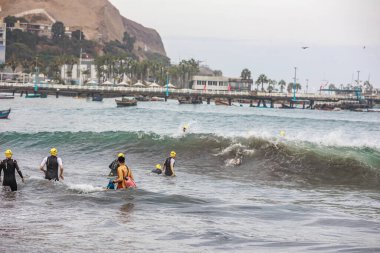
[267,79,277,92]
[287,82,301,93]
[240,68,251,79]
[278,80,286,93]
[363,80,373,94]
[256,74,268,92]
[82,69,91,83]
[213,70,223,76]
[7,55,19,72]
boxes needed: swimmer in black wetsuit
[0,150,24,192]
[151,164,162,175]
[163,151,176,177]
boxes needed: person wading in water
[39,148,64,181]
[163,151,176,177]
[0,149,25,191]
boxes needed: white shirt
[40,157,63,168]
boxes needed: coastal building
[9,20,52,38]
[0,20,6,64]
[60,58,97,85]
[190,75,253,91]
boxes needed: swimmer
[151,164,162,175]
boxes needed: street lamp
[293,67,297,101]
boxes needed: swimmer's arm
[170,162,175,177]
[0,162,2,182]
[15,161,25,183]
[39,157,47,173]
[58,158,64,180]
[113,167,123,183]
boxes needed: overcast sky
[110,0,380,90]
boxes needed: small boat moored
[0,108,11,119]
[92,95,103,102]
[115,97,137,107]
[150,96,165,102]
[214,98,230,106]
[0,94,15,99]
[178,96,202,104]
[25,93,41,98]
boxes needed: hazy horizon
[110,0,380,91]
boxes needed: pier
[1,82,379,108]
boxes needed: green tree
[52,21,65,40]
[363,80,373,94]
[240,68,251,79]
[267,79,277,92]
[287,82,301,93]
[123,32,136,52]
[71,30,85,40]
[256,74,268,92]
[213,70,223,76]
[3,16,26,27]
[278,80,286,93]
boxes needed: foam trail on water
[65,182,105,193]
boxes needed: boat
[279,103,295,109]
[25,93,41,98]
[115,97,137,107]
[0,94,15,99]
[92,95,103,102]
[214,99,230,106]
[0,108,11,119]
[150,96,165,102]
[178,97,202,104]
[135,95,150,102]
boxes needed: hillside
[0,0,166,57]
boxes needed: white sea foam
[65,182,105,193]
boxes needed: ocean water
[0,96,379,253]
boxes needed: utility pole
[293,67,297,101]
[78,29,83,85]
[305,79,309,94]
[356,70,360,88]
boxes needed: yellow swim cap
[5,149,12,158]
[156,164,162,169]
[279,130,286,137]
[118,153,125,158]
[50,148,58,156]
[170,151,176,157]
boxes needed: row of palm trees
[94,55,199,88]
[3,52,200,88]
[240,70,299,93]
[253,73,294,93]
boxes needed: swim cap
[5,149,12,158]
[50,148,58,156]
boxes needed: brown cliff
[0,0,166,56]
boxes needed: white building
[60,58,97,84]
[191,75,253,91]
[0,21,6,64]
